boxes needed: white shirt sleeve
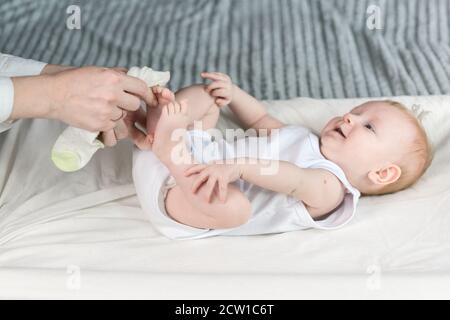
[0,77,14,133]
[0,53,47,77]
[0,53,47,133]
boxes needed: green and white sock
[51,127,104,172]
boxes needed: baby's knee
[209,189,252,229]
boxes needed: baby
[129,72,432,240]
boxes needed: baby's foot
[153,85,176,106]
[152,100,190,164]
[146,86,176,142]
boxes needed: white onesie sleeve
[0,53,47,133]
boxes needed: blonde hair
[365,100,433,196]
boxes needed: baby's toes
[161,87,175,102]
[161,104,170,117]
[167,102,176,114]
[179,99,188,114]
[152,85,163,94]
[173,101,181,113]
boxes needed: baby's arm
[238,159,345,218]
[186,159,345,219]
[201,72,284,134]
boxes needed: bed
[1,0,450,299]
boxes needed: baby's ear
[368,164,402,185]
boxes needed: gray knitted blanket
[1,0,449,100]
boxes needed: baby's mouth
[334,127,346,138]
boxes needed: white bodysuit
[133,125,361,240]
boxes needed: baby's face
[319,101,416,188]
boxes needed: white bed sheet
[0,95,449,299]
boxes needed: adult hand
[100,116,130,147]
[44,65,139,147]
[46,66,154,132]
[11,65,158,146]
[117,85,176,148]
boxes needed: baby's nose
[343,113,353,124]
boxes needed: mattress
[1,95,449,299]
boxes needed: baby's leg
[147,84,220,139]
[152,101,251,230]
[129,85,220,150]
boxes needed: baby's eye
[364,123,375,132]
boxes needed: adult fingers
[110,106,125,121]
[114,119,129,140]
[101,130,118,147]
[102,120,117,132]
[117,92,141,112]
[146,91,158,108]
[121,75,151,106]
[125,107,147,128]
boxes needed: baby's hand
[201,72,234,107]
[184,161,242,203]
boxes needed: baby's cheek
[342,139,362,159]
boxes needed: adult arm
[1,53,155,142]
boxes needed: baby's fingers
[210,88,229,98]
[185,164,207,177]
[192,171,210,193]
[205,81,227,93]
[218,178,228,203]
[204,176,217,203]
[215,98,229,107]
[201,72,227,82]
